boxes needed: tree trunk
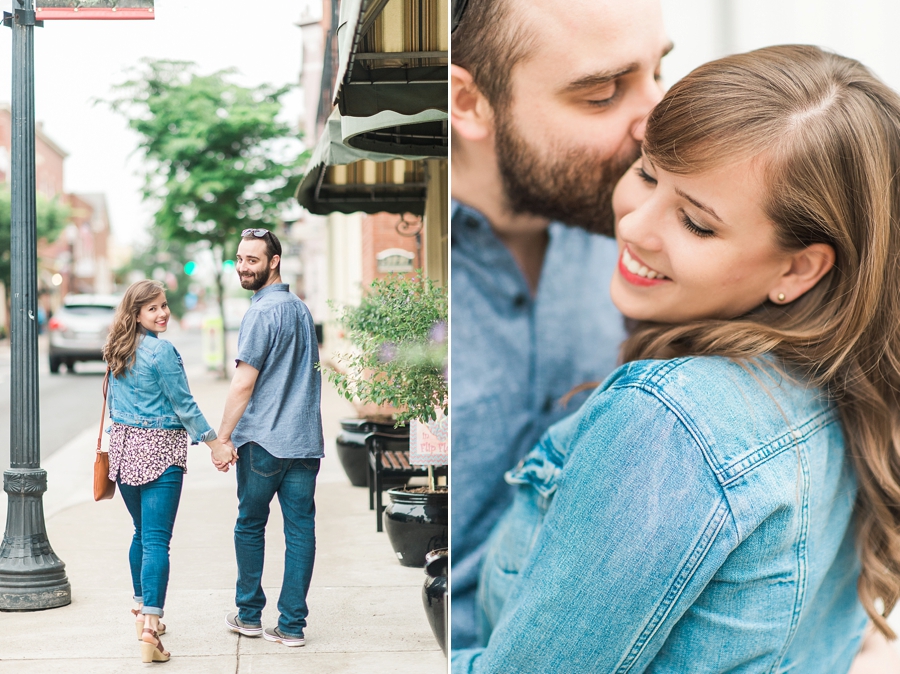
[212,244,228,380]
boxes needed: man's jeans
[235,442,319,637]
[118,465,184,617]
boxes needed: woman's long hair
[625,45,900,637]
[103,280,165,377]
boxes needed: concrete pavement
[0,352,446,673]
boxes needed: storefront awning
[342,108,447,157]
[296,110,438,216]
[333,0,448,117]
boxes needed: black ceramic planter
[383,487,448,567]
[336,418,408,487]
[422,548,448,656]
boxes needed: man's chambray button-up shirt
[450,201,626,648]
[232,283,323,459]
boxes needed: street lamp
[0,0,71,610]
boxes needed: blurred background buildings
[661,0,900,93]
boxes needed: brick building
[360,211,421,287]
[0,105,114,325]
[0,107,66,196]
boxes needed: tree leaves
[104,59,308,249]
[0,186,69,292]
[327,273,448,425]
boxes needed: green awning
[333,0,448,117]
[296,110,436,216]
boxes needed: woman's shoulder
[598,355,827,415]
[587,356,839,479]
[137,335,179,361]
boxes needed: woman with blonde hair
[453,45,900,672]
[103,279,233,663]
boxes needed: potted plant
[326,272,448,566]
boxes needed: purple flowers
[429,321,447,344]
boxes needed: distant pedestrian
[217,229,323,648]
[103,279,234,664]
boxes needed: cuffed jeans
[235,442,318,638]
[118,465,184,617]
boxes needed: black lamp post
[0,0,71,610]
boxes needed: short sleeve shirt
[232,283,324,459]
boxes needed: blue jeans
[234,442,319,638]
[118,465,184,617]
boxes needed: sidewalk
[0,361,445,673]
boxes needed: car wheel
[49,356,61,374]
[65,360,76,373]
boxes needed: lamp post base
[0,581,71,611]
[0,469,71,611]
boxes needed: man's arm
[214,361,260,467]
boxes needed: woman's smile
[618,246,670,285]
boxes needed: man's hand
[207,437,238,472]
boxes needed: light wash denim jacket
[108,331,215,445]
[453,356,867,673]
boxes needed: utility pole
[0,0,71,611]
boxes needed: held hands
[208,437,238,472]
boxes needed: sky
[0,0,319,247]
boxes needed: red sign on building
[35,0,154,20]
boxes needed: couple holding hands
[102,229,322,663]
[452,0,900,672]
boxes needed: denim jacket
[108,332,215,445]
[453,356,868,673]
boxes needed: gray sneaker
[263,627,305,647]
[225,612,262,637]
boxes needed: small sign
[376,248,414,274]
[36,0,154,20]
[409,409,448,467]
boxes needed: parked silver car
[48,294,120,373]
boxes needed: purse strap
[97,368,110,454]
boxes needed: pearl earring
[777,293,786,302]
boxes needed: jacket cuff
[198,428,217,443]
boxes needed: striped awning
[333,0,448,117]
[296,109,443,216]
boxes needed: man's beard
[495,114,639,236]
[239,266,271,291]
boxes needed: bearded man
[216,228,323,648]
[450,0,671,648]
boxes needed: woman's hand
[207,437,237,472]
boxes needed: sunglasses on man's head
[242,228,270,238]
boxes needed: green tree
[0,185,69,324]
[106,59,307,374]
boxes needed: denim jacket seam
[614,369,835,484]
[770,431,812,672]
[614,498,732,673]
[621,381,724,478]
[719,409,837,486]
[642,357,690,388]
